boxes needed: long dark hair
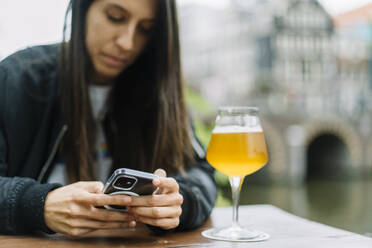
[60,0,194,182]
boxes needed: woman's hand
[44,181,136,237]
[127,169,183,230]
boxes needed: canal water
[221,179,372,237]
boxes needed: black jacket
[0,44,217,235]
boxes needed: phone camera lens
[114,176,136,190]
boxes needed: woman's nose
[116,26,135,52]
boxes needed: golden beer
[206,131,268,177]
[202,107,270,242]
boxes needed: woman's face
[85,0,158,82]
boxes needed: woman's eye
[106,9,126,23]
[107,14,125,23]
[139,25,154,35]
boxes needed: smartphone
[102,168,159,211]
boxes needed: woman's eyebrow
[106,3,156,22]
[106,3,130,15]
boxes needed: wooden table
[1,205,371,248]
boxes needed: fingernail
[153,178,161,185]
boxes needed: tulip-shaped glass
[202,107,269,242]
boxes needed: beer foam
[212,125,263,133]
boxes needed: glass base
[201,226,269,242]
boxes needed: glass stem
[229,176,243,229]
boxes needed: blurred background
[1,0,372,237]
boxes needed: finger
[58,204,135,222]
[129,206,182,219]
[89,207,136,222]
[154,168,166,178]
[58,223,94,237]
[79,193,131,207]
[67,228,94,237]
[128,193,183,207]
[65,218,131,230]
[135,216,180,230]
[156,177,179,193]
[74,181,104,193]
[152,169,166,189]
[129,220,136,228]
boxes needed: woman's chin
[94,69,122,83]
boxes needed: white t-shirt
[47,85,112,185]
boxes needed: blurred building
[333,4,372,117]
[179,0,371,117]
[179,0,265,105]
[179,0,372,183]
[255,0,337,114]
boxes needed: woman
[0,0,216,237]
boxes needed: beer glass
[201,106,269,242]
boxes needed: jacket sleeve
[0,64,61,235]
[175,156,217,231]
[149,127,217,233]
[176,127,217,231]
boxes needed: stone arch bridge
[258,114,372,184]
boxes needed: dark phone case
[103,168,158,196]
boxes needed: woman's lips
[101,54,129,67]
